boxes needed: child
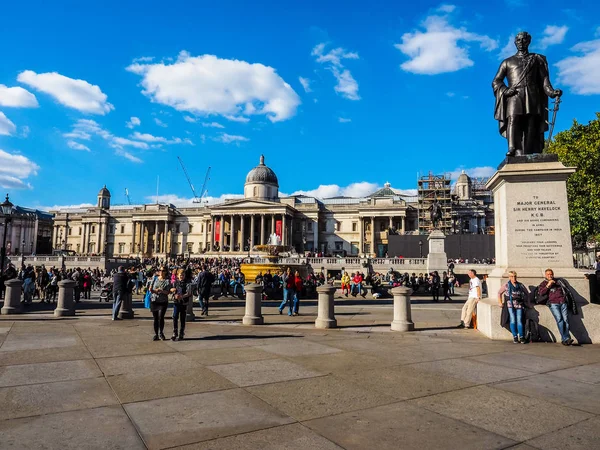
[171,269,192,341]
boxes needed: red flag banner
[215,221,220,242]
[276,220,282,238]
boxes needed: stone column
[389,216,393,229]
[315,285,337,328]
[1,279,23,314]
[81,223,87,254]
[211,216,216,250]
[359,218,364,255]
[131,221,136,255]
[203,219,208,251]
[141,222,146,254]
[230,215,236,252]
[219,216,224,251]
[282,214,287,245]
[54,280,76,317]
[400,216,405,234]
[97,221,103,254]
[371,217,376,256]
[154,221,159,254]
[250,215,255,248]
[391,286,414,331]
[162,220,167,253]
[243,283,264,325]
[118,292,134,319]
[260,214,265,245]
[240,214,245,251]
[313,218,318,252]
[271,215,275,240]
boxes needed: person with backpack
[537,268,577,346]
[497,270,530,344]
[196,264,215,316]
[170,269,192,341]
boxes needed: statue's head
[514,32,531,52]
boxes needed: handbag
[144,290,151,309]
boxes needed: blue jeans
[279,288,294,315]
[507,306,524,338]
[351,282,362,295]
[112,291,123,319]
[292,292,300,314]
[549,302,570,342]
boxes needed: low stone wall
[477,297,600,344]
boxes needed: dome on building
[98,185,111,197]
[245,155,279,187]
[457,170,470,184]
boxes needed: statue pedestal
[479,159,596,342]
[426,230,447,275]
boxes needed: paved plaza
[0,293,599,449]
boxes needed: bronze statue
[492,31,562,157]
[429,199,443,229]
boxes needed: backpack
[532,286,549,305]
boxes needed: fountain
[240,234,308,281]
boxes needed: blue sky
[1,0,599,209]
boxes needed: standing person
[197,264,215,316]
[458,269,481,329]
[498,271,530,343]
[431,271,441,302]
[292,270,303,316]
[341,271,351,297]
[72,268,82,303]
[442,271,452,302]
[112,266,129,321]
[136,269,144,294]
[170,269,192,341]
[150,267,171,340]
[83,271,92,299]
[538,269,577,345]
[279,267,295,316]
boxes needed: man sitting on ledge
[538,268,577,346]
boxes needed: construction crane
[177,156,201,203]
[199,166,211,201]
[125,188,131,205]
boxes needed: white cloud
[0,85,38,108]
[498,34,516,60]
[338,117,351,123]
[556,39,600,94]
[145,193,244,206]
[21,126,30,138]
[183,116,197,123]
[437,4,456,13]
[17,70,113,114]
[0,149,39,189]
[154,117,167,127]
[312,43,361,100]
[539,25,568,49]
[224,114,250,123]
[0,112,17,136]
[126,116,141,129]
[132,56,154,63]
[213,133,249,144]
[201,121,224,128]
[395,14,498,75]
[111,136,149,149]
[37,202,94,211]
[448,166,495,179]
[130,131,190,145]
[299,76,312,93]
[126,51,300,123]
[63,130,91,140]
[114,148,143,163]
[291,182,380,199]
[67,140,91,152]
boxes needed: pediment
[210,199,286,210]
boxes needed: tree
[547,112,600,249]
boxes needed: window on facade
[68,228,72,235]
[351,242,359,255]
[352,222,357,232]
[121,225,125,234]
[175,225,180,233]
[189,224,193,234]
[91,225,95,234]
[78,227,82,236]
[76,244,81,253]
[187,243,193,253]
[201,223,204,232]
[380,222,386,231]
[335,241,343,251]
[307,222,313,231]
[208,223,212,232]
[119,243,125,254]
[253,186,258,197]
[335,221,341,231]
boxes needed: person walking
[442,271,452,301]
[150,267,171,340]
[292,270,303,316]
[170,269,192,341]
[431,271,441,302]
[458,269,481,329]
[537,269,577,345]
[498,271,530,343]
[197,264,215,316]
[112,266,128,320]
[279,267,295,316]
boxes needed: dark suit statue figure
[492,31,562,156]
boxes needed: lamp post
[1,194,14,274]
[418,240,423,258]
[104,239,108,257]
[21,239,25,256]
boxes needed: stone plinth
[243,284,264,325]
[54,280,76,317]
[315,285,337,329]
[426,230,447,274]
[1,279,23,315]
[186,294,196,322]
[391,287,415,331]
[119,292,134,319]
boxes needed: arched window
[253,186,258,197]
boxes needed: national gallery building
[51,156,493,258]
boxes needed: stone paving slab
[182,347,278,366]
[96,352,200,376]
[0,377,119,421]
[469,351,577,373]
[255,339,342,357]
[546,362,600,385]
[124,389,294,449]
[0,345,92,366]
[174,423,343,449]
[247,374,393,421]
[494,374,600,415]
[85,341,176,358]
[525,416,600,450]
[0,332,82,351]
[0,405,146,449]
[208,358,324,387]
[303,401,516,450]
[0,359,102,387]
[409,385,592,441]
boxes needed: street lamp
[1,194,14,273]
[21,239,25,256]
[418,240,423,258]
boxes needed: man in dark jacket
[112,266,128,320]
[197,264,215,316]
[538,268,577,345]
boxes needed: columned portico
[371,216,376,256]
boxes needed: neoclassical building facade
[51,156,489,258]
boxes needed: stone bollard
[243,283,263,325]
[119,292,134,319]
[315,285,337,329]
[186,293,196,322]
[54,280,77,317]
[1,279,23,315]
[391,286,415,332]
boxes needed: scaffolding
[418,172,452,234]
